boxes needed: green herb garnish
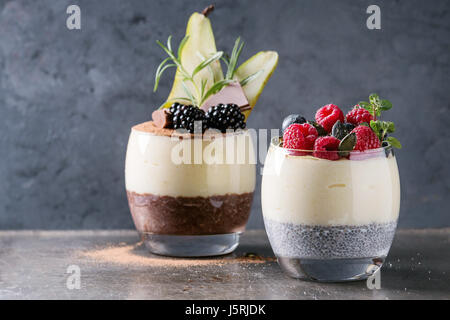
[358,93,392,118]
[154,36,262,108]
[358,93,402,149]
[222,37,263,87]
[154,36,232,107]
[338,132,357,157]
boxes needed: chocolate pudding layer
[127,191,253,235]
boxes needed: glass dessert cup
[262,138,400,282]
[125,122,256,257]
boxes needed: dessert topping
[151,109,173,129]
[282,114,307,133]
[283,124,305,150]
[345,106,374,126]
[331,120,354,140]
[283,123,318,151]
[313,136,341,160]
[351,125,381,151]
[200,82,250,113]
[338,132,357,157]
[280,93,401,160]
[170,103,207,133]
[205,103,246,133]
[153,6,277,122]
[315,104,345,133]
[307,120,328,136]
[358,93,402,149]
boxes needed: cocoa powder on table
[80,242,275,268]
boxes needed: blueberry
[282,114,307,132]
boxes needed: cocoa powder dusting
[80,242,275,268]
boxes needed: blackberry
[205,103,246,133]
[169,103,207,133]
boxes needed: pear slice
[233,51,278,119]
[162,12,223,109]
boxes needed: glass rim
[270,136,393,154]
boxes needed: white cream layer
[125,129,256,197]
[262,146,400,226]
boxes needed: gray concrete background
[0,0,449,229]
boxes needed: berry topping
[313,136,341,160]
[315,104,345,133]
[170,103,206,133]
[205,103,246,133]
[307,120,328,136]
[344,122,356,132]
[279,93,400,159]
[351,125,381,151]
[282,114,307,132]
[346,106,374,126]
[283,123,318,151]
[331,120,356,140]
[283,124,305,150]
[298,123,318,150]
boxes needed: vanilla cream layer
[125,128,256,197]
[262,146,400,226]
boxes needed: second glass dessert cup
[262,138,400,282]
[125,122,256,257]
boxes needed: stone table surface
[0,229,448,300]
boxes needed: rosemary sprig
[225,37,244,79]
[154,36,263,107]
[154,35,224,107]
[240,70,263,87]
[223,37,263,87]
[202,79,235,102]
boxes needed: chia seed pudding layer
[264,219,397,259]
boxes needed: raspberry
[346,106,374,126]
[313,136,341,160]
[351,125,381,151]
[297,123,318,150]
[315,104,345,133]
[283,123,318,152]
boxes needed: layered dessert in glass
[262,96,401,281]
[126,123,256,256]
[125,5,277,256]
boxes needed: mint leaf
[386,136,402,149]
[381,99,392,111]
[386,121,395,133]
[358,101,371,109]
[369,93,380,106]
[370,120,381,132]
